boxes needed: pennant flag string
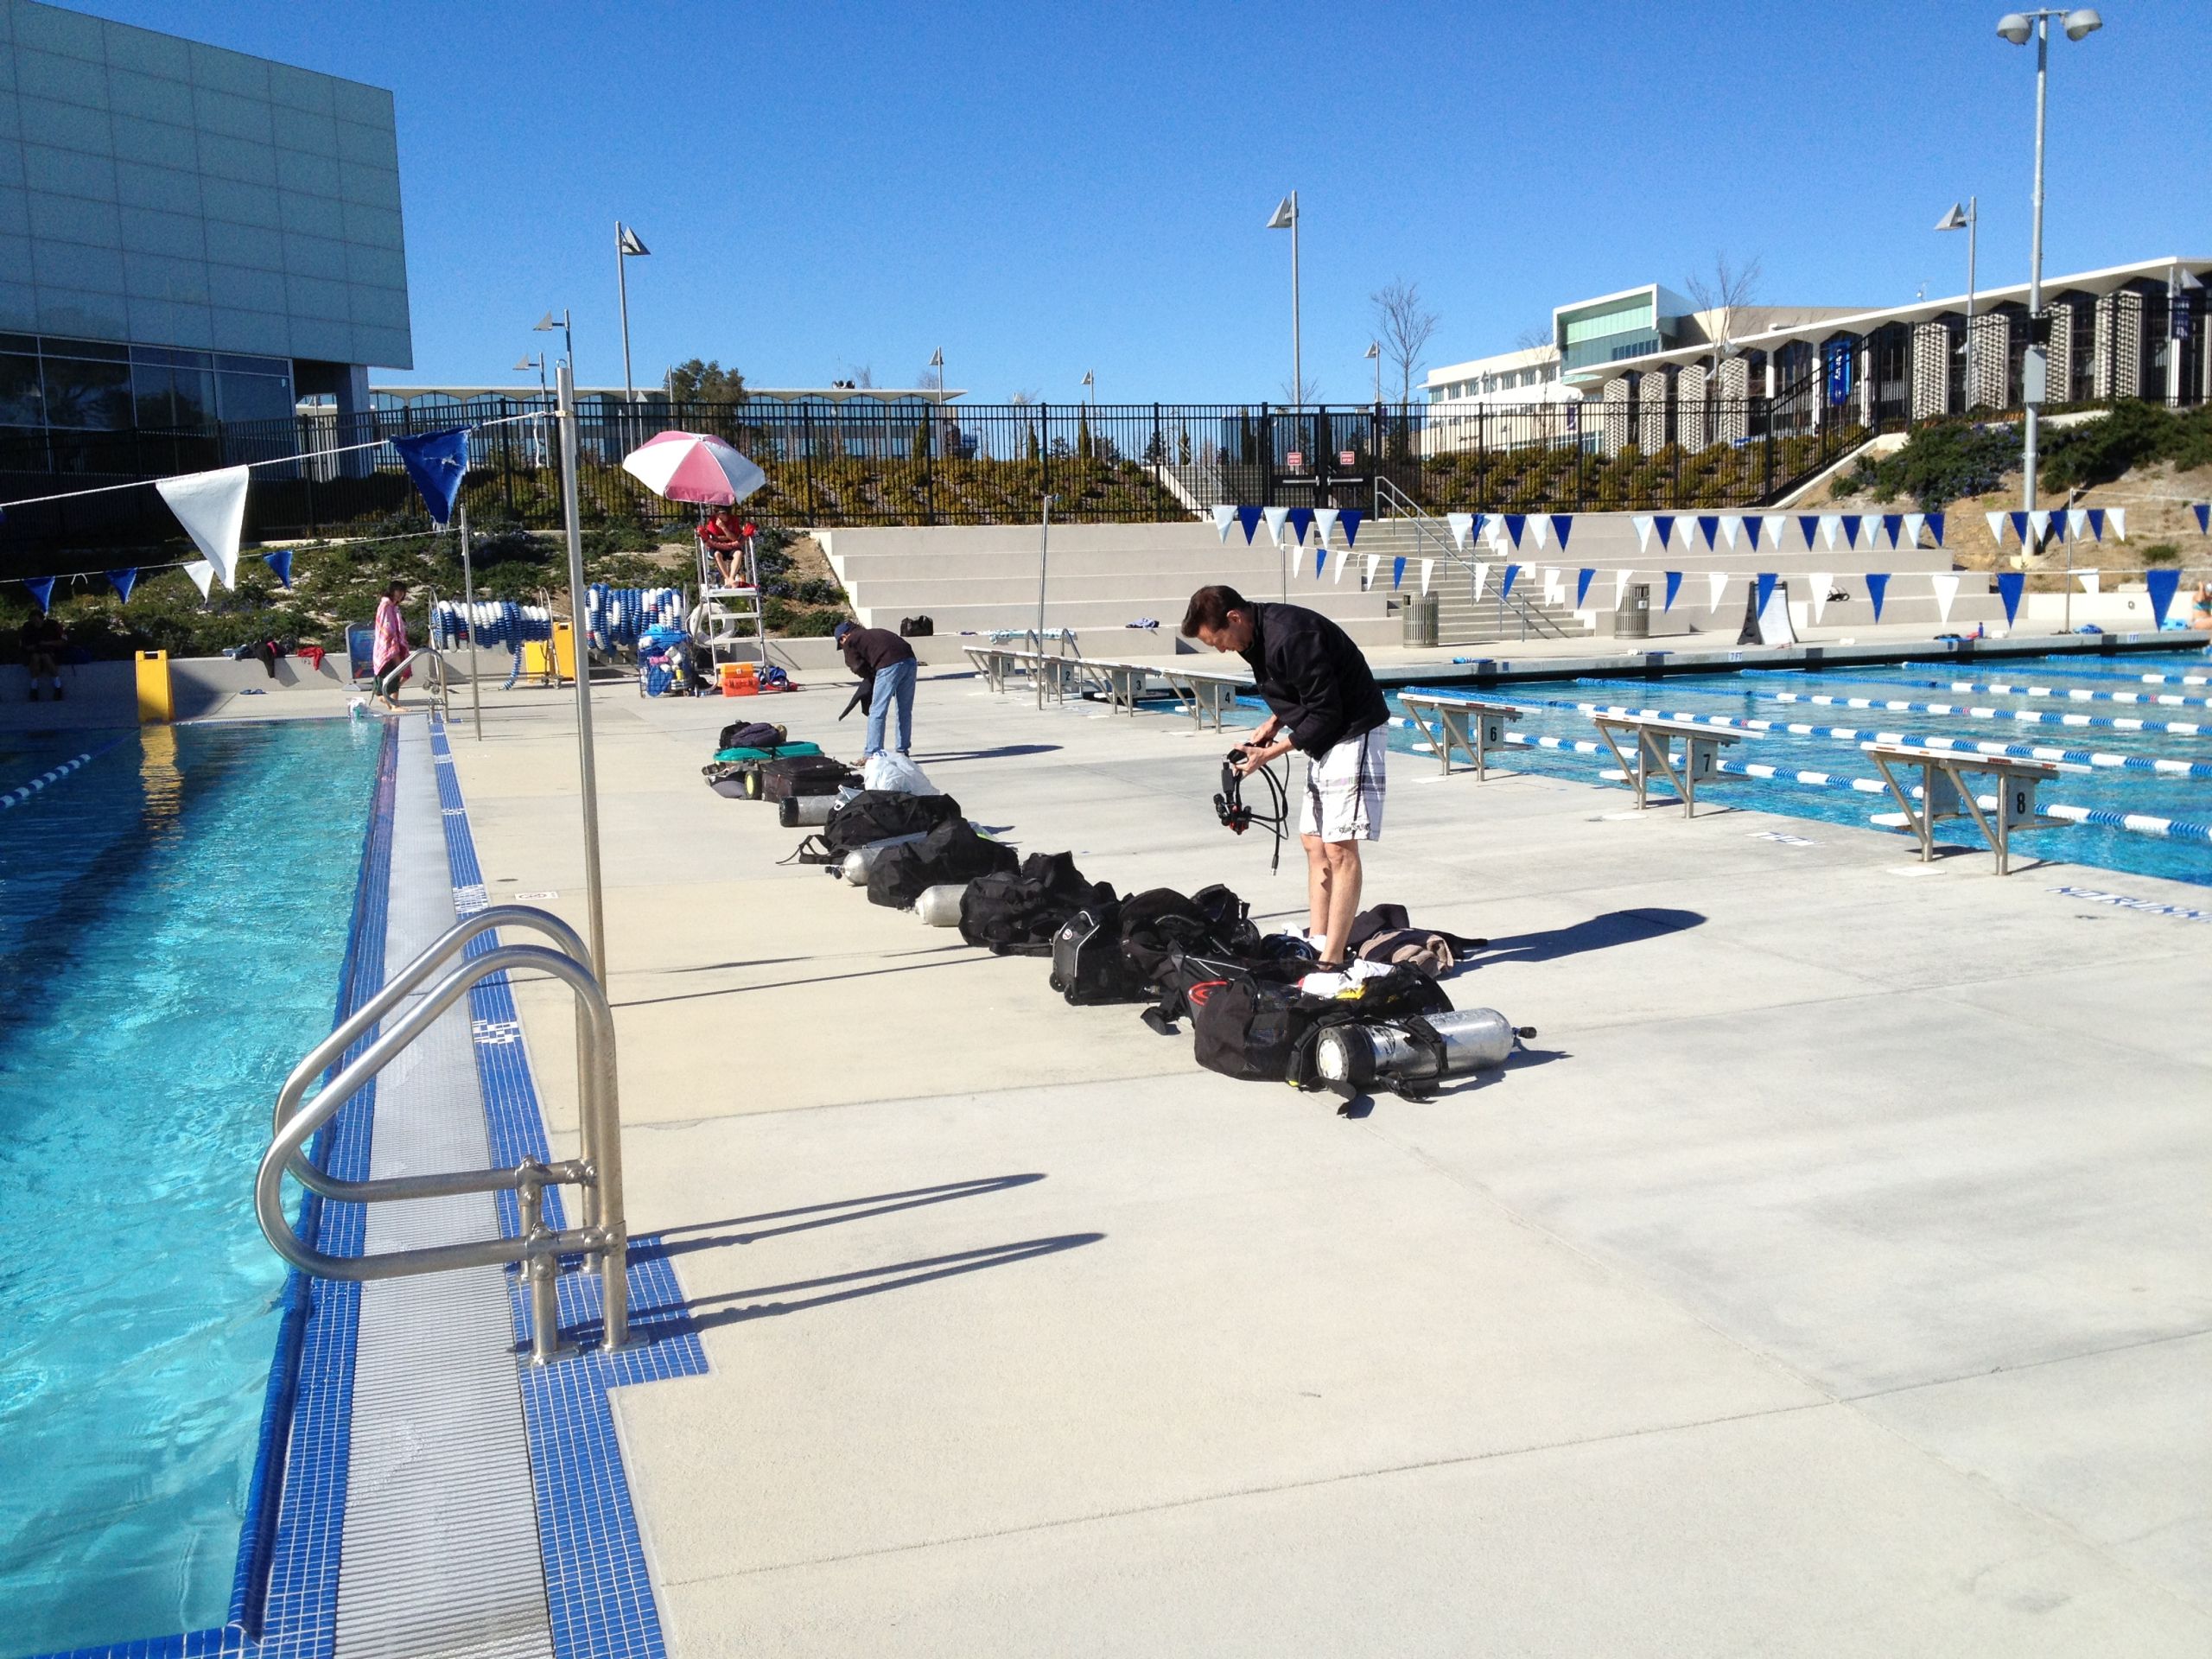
[1865,572,1891,621]
[24,575,55,611]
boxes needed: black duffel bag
[790,789,963,866]
[1192,964,1453,1088]
[961,852,1115,956]
[867,819,1018,909]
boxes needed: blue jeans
[864,659,916,755]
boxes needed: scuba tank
[779,793,836,828]
[915,884,967,926]
[1313,1007,1535,1096]
[839,832,930,884]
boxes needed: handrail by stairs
[1371,477,1567,640]
[257,919,626,1363]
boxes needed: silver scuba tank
[1313,1007,1534,1091]
[779,793,836,828]
[915,883,967,925]
[839,832,929,884]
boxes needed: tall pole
[616,225,635,404]
[1034,494,1053,711]
[556,362,608,976]
[2022,16,2048,533]
[1964,195,1979,406]
[459,500,483,742]
[1290,190,1302,410]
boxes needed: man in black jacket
[1182,585,1389,970]
[834,620,918,756]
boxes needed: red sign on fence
[1285,450,1304,469]
[1338,450,1356,466]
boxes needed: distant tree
[1682,252,1764,362]
[1372,278,1440,407]
[1178,426,1192,465]
[1513,323,1551,352]
[1279,370,1323,406]
[664,359,747,403]
[849,365,874,389]
[1076,413,1094,459]
[918,360,944,394]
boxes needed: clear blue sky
[71,0,2212,403]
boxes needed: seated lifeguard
[700,507,749,588]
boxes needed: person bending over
[835,620,917,758]
[21,605,64,702]
[1183,584,1389,970]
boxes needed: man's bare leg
[1302,832,1332,945]
[1320,841,1363,965]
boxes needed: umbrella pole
[460,501,484,742]
[557,363,609,976]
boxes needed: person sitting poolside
[20,606,64,702]
[2190,581,2211,633]
[699,508,748,588]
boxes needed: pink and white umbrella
[620,429,766,505]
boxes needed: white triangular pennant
[2066,507,2088,541]
[1314,506,1340,550]
[155,465,251,588]
[1211,504,1237,543]
[1808,572,1832,626]
[1819,514,1840,550]
[1902,512,1925,548]
[1719,515,1742,550]
[183,558,215,597]
[1529,515,1551,550]
[1613,567,1636,610]
[1632,515,1655,555]
[1420,557,1434,595]
[1706,569,1728,610]
[1930,571,1961,624]
[1541,566,1561,604]
[2078,569,2100,595]
[2107,507,2126,541]
[1262,505,1290,548]
[1472,561,1491,602]
[1332,547,1350,584]
[2028,509,2051,543]
[1446,512,1473,550]
[1361,553,1378,589]
[1985,510,2008,547]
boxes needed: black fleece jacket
[1237,601,1389,756]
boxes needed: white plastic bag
[862,751,939,796]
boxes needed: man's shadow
[1470,907,1704,967]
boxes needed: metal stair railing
[1371,476,1567,641]
[256,906,626,1364]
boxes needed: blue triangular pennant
[391,426,471,526]
[1391,556,1407,589]
[1996,570,2024,625]
[2085,508,2105,541]
[1574,567,1594,607]
[1696,515,1719,550]
[1499,563,1520,601]
[1926,512,1945,547]
[1840,514,1862,548]
[1663,570,1682,611]
[264,550,294,588]
[1755,572,1778,615]
[106,567,138,602]
[2194,503,2209,535]
[1651,514,1675,550]
[1796,514,1820,548]
[1285,506,1313,545]
[1550,515,1573,550]
[1235,505,1263,543]
[2007,511,2030,544]
[1313,545,1325,579]
[2145,567,2181,626]
[1503,513,1526,548]
[1338,508,1363,547]
[24,575,54,611]
[1865,572,1890,620]
[1742,514,1763,550]
[1880,512,1903,548]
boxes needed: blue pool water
[1386,651,2212,887]
[0,720,383,1657]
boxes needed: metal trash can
[1401,592,1440,648]
[1617,582,1650,639]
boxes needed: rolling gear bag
[1050,902,1144,1005]
[759,754,858,801]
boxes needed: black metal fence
[1,397,1889,556]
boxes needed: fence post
[1762,401,1775,498]
[1260,404,1274,506]
[802,404,817,521]
[1152,402,1164,518]
[1040,403,1051,512]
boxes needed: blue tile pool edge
[427,715,708,1659]
[30,719,400,1659]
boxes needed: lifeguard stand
[695,528,769,668]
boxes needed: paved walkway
[442,664,2210,1656]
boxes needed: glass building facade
[0,0,411,443]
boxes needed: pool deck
[207,639,2199,1655]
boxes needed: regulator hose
[1214,747,1290,874]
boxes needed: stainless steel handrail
[271,905,594,1211]
[1373,477,1567,640]
[257,940,627,1363]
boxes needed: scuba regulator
[1214,747,1290,873]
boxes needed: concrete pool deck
[430,663,2210,1656]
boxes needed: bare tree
[1682,252,1764,359]
[1371,278,1440,406]
[1512,323,1551,352]
[917,359,944,393]
[845,363,874,389]
[1279,370,1323,406]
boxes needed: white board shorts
[1299,726,1387,842]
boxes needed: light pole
[1997,8,2101,545]
[516,353,550,466]
[1365,340,1381,406]
[615,224,649,403]
[1268,193,1300,407]
[931,346,945,449]
[1936,199,1978,407]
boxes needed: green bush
[2139,543,2181,564]
[1846,419,2022,509]
[2040,401,2212,493]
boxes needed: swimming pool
[1388,652,2212,887]
[0,720,384,1657]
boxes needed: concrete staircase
[818,522,1397,648]
[1347,518,1588,647]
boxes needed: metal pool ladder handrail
[256,909,626,1363]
